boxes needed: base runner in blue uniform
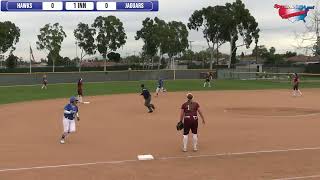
[155,78,167,96]
[141,84,155,113]
[60,96,80,144]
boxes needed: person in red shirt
[179,93,205,152]
[292,73,302,96]
[77,78,83,103]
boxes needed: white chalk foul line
[0,159,138,173]
[272,174,320,180]
[234,113,320,118]
[158,147,320,160]
[1,146,320,173]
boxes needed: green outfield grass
[0,79,320,105]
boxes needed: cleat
[182,148,187,152]
[60,139,65,144]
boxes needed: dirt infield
[1,89,320,180]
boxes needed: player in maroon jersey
[292,73,302,96]
[179,93,205,152]
[77,78,83,103]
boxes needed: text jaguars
[125,3,144,9]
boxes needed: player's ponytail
[186,93,193,107]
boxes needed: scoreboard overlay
[0,0,159,12]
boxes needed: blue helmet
[70,96,78,103]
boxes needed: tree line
[0,0,260,71]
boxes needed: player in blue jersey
[60,96,80,144]
[155,78,167,97]
[141,84,155,113]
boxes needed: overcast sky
[0,0,318,60]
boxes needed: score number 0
[43,2,63,10]
[96,2,116,10]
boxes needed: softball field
[0,89,320,179]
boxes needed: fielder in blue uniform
[155,78,167,96]
[60,96,80,144]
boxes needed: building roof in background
[285,55,320,62]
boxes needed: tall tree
[284,51,297,58]
[188,6,229,69]
[225,0,260,67]
[295,4,320,56]
[165,21,189,69]
[36,23,66,72]
[92,16,127,71]
[107,52,121,63]
[180,49,195,60]
[154,17,168,69]
[269,47,276,55]
[252,45,269,58]
[46,51,64,66]
[136,17,160,69]
[74,23,96,72]
[5,53,18,69]
[62,57,73,66]
[0,21,20,54]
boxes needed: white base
[83,102,91,104]
[137,154,154,161]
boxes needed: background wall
[0,69,212,86]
